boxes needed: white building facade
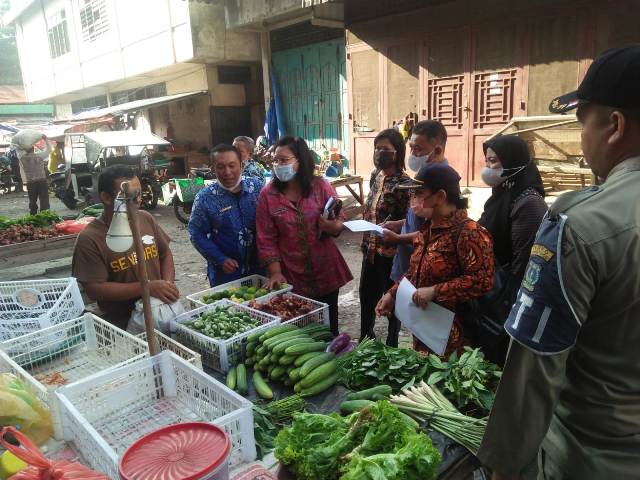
[5,0,262,148]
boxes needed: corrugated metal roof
[83,131,170,147]
[71,90,208,121]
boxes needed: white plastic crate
[0,313,148,439]
[252,292,329,328]
[0,278,85,342]
[174,299,280,372]
[136,329,203,369]
[186,274,292,308]
[56,351,256,479]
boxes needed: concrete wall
[190,1,259,63]
[225,0,337,29]
[168,94,212,150]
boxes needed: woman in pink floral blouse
[256,136,353,334]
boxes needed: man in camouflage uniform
[477,45,640,479]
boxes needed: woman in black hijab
[476,135,547,361]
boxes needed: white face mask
[481,164,527,187]
[219,176,243,191]
[408,150,434,172]
[480,167,506,187]
[274,164,296,182]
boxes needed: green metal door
[272,39,349,162]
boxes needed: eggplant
[326,333,351,353]
[336,340,356,356]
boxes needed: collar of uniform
[606,155,640,181]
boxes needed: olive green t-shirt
[72,210,171,329]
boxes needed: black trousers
[359,254,401,347]
[314,290,339,336]
[26,179,49,215]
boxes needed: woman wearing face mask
[376,163,495,357]
[359,129,411,346]
[475,135,547,361]
[188,144,264,287]
[256,136,353,335]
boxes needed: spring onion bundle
[390,381,487,454]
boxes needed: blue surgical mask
[274,164,296,182]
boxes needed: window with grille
[47,10,70,58]
[79,0,109,42]
[71,95,108,114]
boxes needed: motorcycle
[53,131,168,209]
[172,167,215,224]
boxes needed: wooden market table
[0,234,78,269]
[329,175,365,217]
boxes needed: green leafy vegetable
[337,338,428,392]
[0,210,62,230]
[425,347,502,414]
[274,400,440,480]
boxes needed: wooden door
[467,24,525,185]
[424,31,471,181]
[272,39,348,158]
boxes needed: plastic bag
[127,297,185,335]
[54,218,94,235]
[0,374,52,446]
[0,426,109,480]
[10,130,43,151]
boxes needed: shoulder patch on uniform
[530,243,554,262]
[505,215,581,355]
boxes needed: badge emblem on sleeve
[505,215,581,354]
[522,262,541,291]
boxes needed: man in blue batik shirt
[188,144,264,286]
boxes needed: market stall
[0,212,92,271]
[0,272,499,479]
[329,175,365,217]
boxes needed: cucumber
[263,329,304,347]
[259,325,299,343]
[299,352,336,377]
[298,360,337,389]
[284,341,327,356]
[236,363,248,395]
[293,382,302,393]
[247,330,264,343]
[268,365,277,377]
[279,354,296,366]
[258,357,270,368]
[256,345,269,357]
[299,371,339,397]
[345,385,393,401]
[246,341,257,355]
[399,412,420,429]
[273,337,314,354]
[339,399,374,414]
[266,332,310,351]
[294,351,324,367]
[245,356,256,367]
[226,366,237,390]
[289,367,302,381]
[253,371,273,400]
[309,330,333,341]
[271,366,286,380]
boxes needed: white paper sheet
[343,220,384,235]
[394,278,455,356]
